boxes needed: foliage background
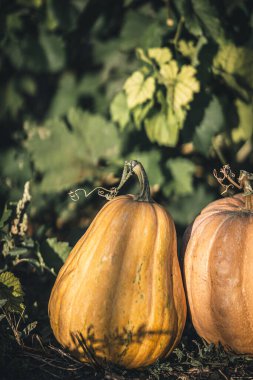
[1,0,253,379]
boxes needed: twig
[218,369,229,380]
[173,16,185,47]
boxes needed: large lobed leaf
[25,108,121,193]
[213,44,253,99]
[124,71,155,109]
[160,62,200,110]
[165,158,195,196]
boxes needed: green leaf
[232,99,253,142]
[0,205,12,229]
[41,238,70,272]
[0,80,24,118]
[148,47,172,66]
[0,148,32,200]
[213,44,253,99]
[132,99,154,130]
[3,28,66,73]
[46,238,70,263]
[0,272,25,314]
[124,71,155,109]
[19,76,37,96]
[191,0,226,44]
[39,30,66,72]
[25,109,121,193]
[174,0,225,43]
[193,97,225,156]
[47,73,78,117]
[145,112,179,147]
[165,158,195,196]
[174,0,203,37]
[67,108,121,162]
[110,92,130,130]
[0,299,7,308]
[120,10,163,50]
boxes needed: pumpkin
[48,160,186,369]
[183,165,253,354]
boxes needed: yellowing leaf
[136,48,152,65]
[144,111,180,147]
[124,71,155,109]
[213,44,253,98]
[178,40,196,59]
[132,99,154,130]
[232,99,253,143]
[160,60,178,84]
[148,47,172,66]
[160,62,200,110]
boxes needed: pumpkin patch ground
[2,0,253,379]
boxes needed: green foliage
[25,108,121,193]
[0,272,25,314]
[193,97,225,156]
[110,92,130,130]
[118,47,200,147]
[42,238,71,272]
[232,99,253,142]
[165,158,195,196]
[213,44,253,99]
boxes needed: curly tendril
[68,161,140,203]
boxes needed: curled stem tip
[213,164,253,210]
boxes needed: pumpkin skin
[49,194,186,368]
[183,193,253,354]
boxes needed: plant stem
[130,161,153,203]
[214,165,253,211]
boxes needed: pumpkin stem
[130,161,153,202]
[213,164,253,210]
[68,161,153,203]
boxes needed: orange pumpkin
[183,166,253,354]
[49,160,186,368]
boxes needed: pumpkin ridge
[69,200,136,353]
[209,214,242,345]
[105,203,141,364]
[145,206,177,363]
[209,214,253,349]
[185,213,231,341]
[168,215,185,356]
[153,207,177,360]
[51,198,129,343]
[242,218,253,342]
[52,197,127,287]
[115,202,160,368]
[128,203,159,367]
